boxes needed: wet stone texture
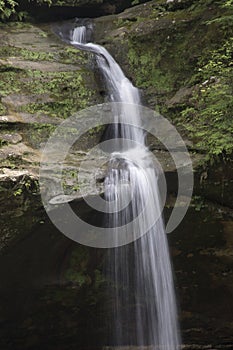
[0,21,102,250]
[0,0,232,349]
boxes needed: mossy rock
[94,0,233,207]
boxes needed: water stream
[62,21,181,350]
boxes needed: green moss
[0,138,8,147]
[0,66,94,118]
[0,31,96,116]
[0,46,20,57]
[0,70,23,96]
[128,45,174,93]
[124,0,233,159]
[25,124,56,148]
[61,167,80,193]
[20,71,93,118]
[0,103,7,115]
[20,49,55,61]
[58,46,88,65]
[0,45,55,61]
[176,38,233,157]
[0,44,89,66]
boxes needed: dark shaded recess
[17,0,150,22]
[165,0,196,11]
[0,200,108,350]
[195,154,233,209]
[166,206,233,346]
[0,202,232,349]
[52,17,93,43]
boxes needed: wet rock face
[93,0,233,208]
[1,0,231,248]
[165,0,196,11]
[0,22,102,249]
[168,205,233,346]
[0,209,108,350]
[0,171,43,257]
[196,158,233,209]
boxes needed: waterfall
[71,24,181,350]
[72,25,87,44]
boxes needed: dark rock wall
[16,0,149,20]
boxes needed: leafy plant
[0,0,52,20]
[13,188,23,196]
[179,38,233,157]
[0,0,17,20]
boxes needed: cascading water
[68,22,181,350]
[72,25,87,44]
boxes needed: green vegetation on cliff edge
[124,0,233,158]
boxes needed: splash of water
[71,22,181,350]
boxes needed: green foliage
[125,0,233,160]
[205,0,233,29]
[0,138,8,147]
[59,46,88,64]
[20,49,54,61]
[0,46,55,61]
[0,28,96,119]
[0,0,53,20]
[13,187,23,196]
[0,70,22,96]
[26,124,56,148]
[21,71,92,118]
[0,67,93,118]
[128,45,174,93]
[12,177,39,197]
[0,35,95,123]
[0,103,7,115]
[0,0,17,20]
[221,0,233,8]
[178,38,233,156]
[191,195,206,212]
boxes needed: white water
[71,24,180,350]
[72,25,87,44]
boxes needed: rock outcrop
[0,1,233,348]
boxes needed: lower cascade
[58,19,181,350]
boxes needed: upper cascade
[73,26,87,44]
[71,24,144,145]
